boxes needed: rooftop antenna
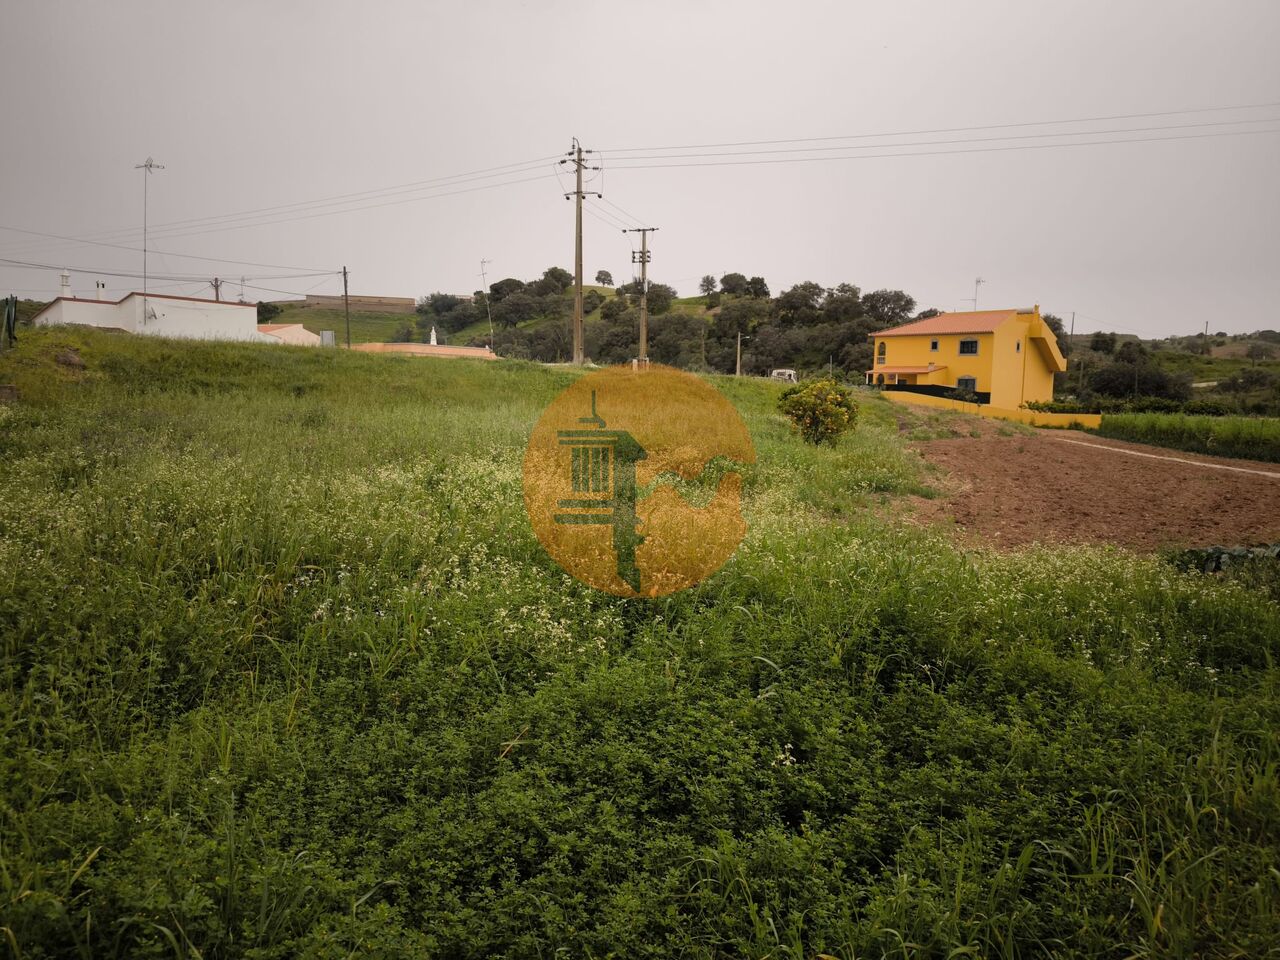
[968,276,985,312]
[479,258,495,347]
[133,156,164,315]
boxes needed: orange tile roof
[257,323,307,333]
[876,310,1019,337]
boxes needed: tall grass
[1,327,1277,958]
[1097,411,1280,462]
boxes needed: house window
[959,339,979,355]
[957,376,977,392]
[930,339,939,352]
[876,341,886,364]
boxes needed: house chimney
[60,270,72,299]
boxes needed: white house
[33,292,278,343]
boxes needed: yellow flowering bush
[778,377,858,446]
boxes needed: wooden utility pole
[624,226,658,363]
[560,139,599,365]
[212,277,221,302]
[342,265,351,348]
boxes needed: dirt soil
[908,430,1280,550]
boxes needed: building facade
[33,293,275,343]
[866,307,1066,408]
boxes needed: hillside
[1,327,1277,957]
[269,301,410,344]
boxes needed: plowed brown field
[909,430,1280,550]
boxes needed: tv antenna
[133,156,165,306]
[479,258,495,346]
[967,276,985,312]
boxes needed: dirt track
[909,430,1280,550]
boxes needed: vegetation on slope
[269,302,412,344]
[1,327,1277,958]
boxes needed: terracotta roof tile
[876,310,1019,337]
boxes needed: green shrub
[778,377,858,445]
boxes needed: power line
[600,99,1280,153]
[121,161,560,245]
[603,127,1280,171]
[599,116,1280,163]
[107,171,559,244]
[583,200,632,231]
[597,195,648,227]
[0,255,336,283]
[0,153,561,255]
[0,224,335,273]
[238,280,336,298]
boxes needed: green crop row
[1097,411,1280,462]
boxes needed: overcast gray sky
[2,0,1277,336]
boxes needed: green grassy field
[1,327,1278,958]
[1152,349,1280,383]
[1097,411,1280,462]
[271,303,411,344]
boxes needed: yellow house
[865,306,1066,408]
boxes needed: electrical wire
[596,195,647,228]
[0,255,334,283]
[583,200,632,231]
[603,127,1280,171]
[128,162,560,245]
[582,204,632,237]
[0,225,335,273]
[0,152,562,254]
[600,116,1280,164]
[109,171,560,244]
[600,100,1280,153]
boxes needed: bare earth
[908,430,1280,550]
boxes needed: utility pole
[624,226,658,363]
[133,156,164,310]
[342,266,351,348]
[212,277,222,302]
[1203,320,1210,356]
[479,258,495,347]
[970,276,985,312]
[736,331,743,376]
[560,139,599,365]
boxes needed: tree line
[429,268,928,376]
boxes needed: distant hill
[269,302,410,344]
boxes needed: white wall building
[33,292,279,343]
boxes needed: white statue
[430,325,438,346]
